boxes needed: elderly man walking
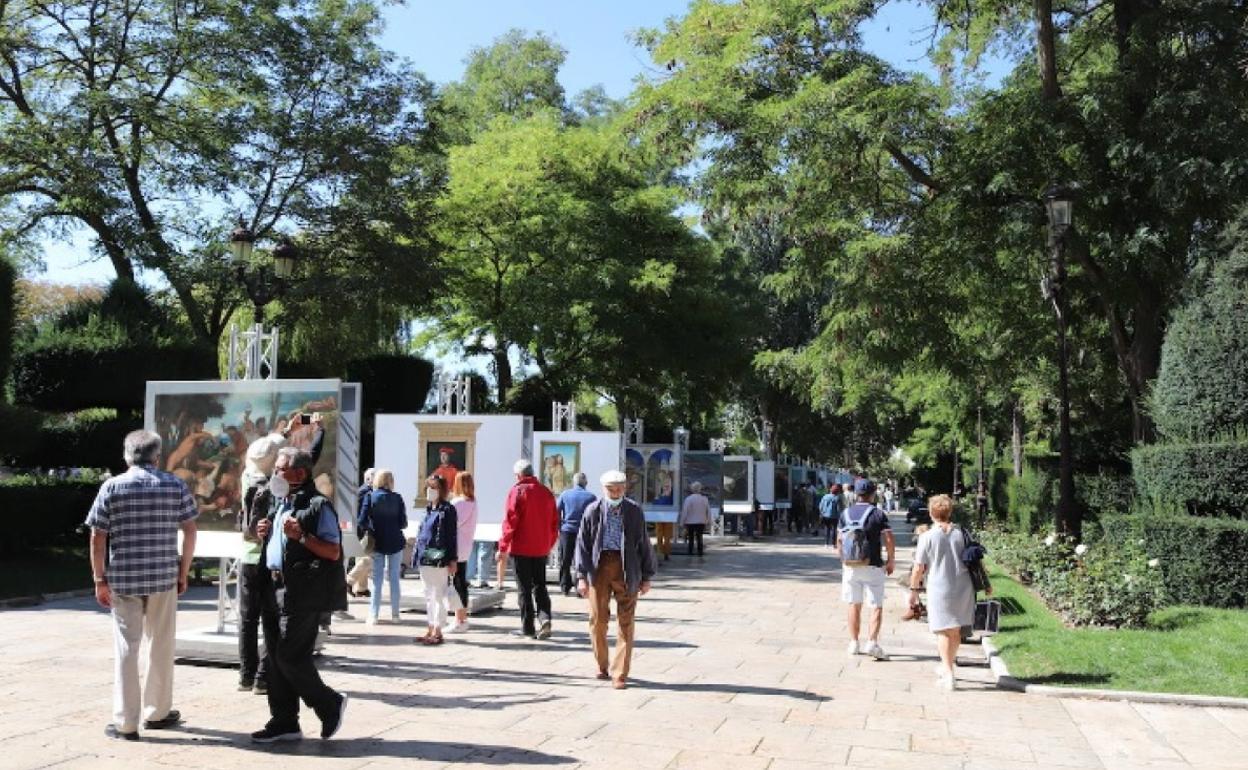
[498,459,559,639]
[556,472,596,596]
[250,447,349,743]
[575,470,657,689]
[679,481,712,557]
[86,430,199,741]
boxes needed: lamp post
[230,217,298,325]
[1043,185,1079,538]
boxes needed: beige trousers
[347,555,373,592]
[111,589,177,732]
[588,552,638,680]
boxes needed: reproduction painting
[723,459,750,503]
[625,448,645,502]
[681,451,723,508]
[147,380,340,532]
[646,448,676,505]
[774,465,791,502]
[540,441,580,496]
[425,441,467,492]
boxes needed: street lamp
[1043,184,1079,538]
[272,237,299,279]
[230,217,298,326]
[230,217,255,262]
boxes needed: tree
[0,0,434,350]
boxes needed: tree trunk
[492,344,513,404]
[1034,0,1063,100]
[1012,403,1024,477]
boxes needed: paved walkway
[3,515,1247,769]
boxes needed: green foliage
[1151,246,1248,440]
[0,474,101,554]
[345,355,435,416]
[13,344,214,412]
[2,410,142,472]
[1103,514,1248,609]
[982,528,1165,628]
[0,402,45,460]
[441,29,568,140]
[1076,471,1135,520]
[1131,439,1248,518]
[1006,466,1055,533]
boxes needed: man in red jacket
[498,459,559,639]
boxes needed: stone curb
[0,588,93,609]
[982,636,1248,709]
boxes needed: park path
[2,513,1247,769]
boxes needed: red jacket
[499,475,558,557]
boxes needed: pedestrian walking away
[347,467,375,596]
[910,494,984,691]
[250,447,349,744]
[818,484,843,548]
[575,470,658,690]
[446,472,479,631]
[497,459,559,639]
[415,473,459,644]
[86,430,199,741]
[556,472,597,595]
[358,468,407,625]
[679,481,712,557]
[839,478,895,661]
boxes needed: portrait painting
[425,441,467,492]
[540,441,580,496]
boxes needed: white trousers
[111,589,177,732]
[419,565,449,629]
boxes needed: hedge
[1006,467,1055,533]
[0,475,100,554]
[13,343,216,411]
[0,259,14,393]
[1131,439,1248,517]
[345,354,435,415]
[1103,514,1248,609]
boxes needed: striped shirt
[85,465,198,596]
[602,503,624,551]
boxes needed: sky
[31,1,1008,286]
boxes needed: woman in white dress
[908,494,980,690]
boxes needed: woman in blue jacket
[415,474,458,645]
[358,469,407,624]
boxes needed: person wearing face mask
[414,474,458,645]
[574,470,659,690]
[250,447,349,744]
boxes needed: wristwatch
[93,576,107,584]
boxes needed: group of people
[85,426,981,748]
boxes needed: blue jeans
[467,541,495,584]
[370,551,403,619]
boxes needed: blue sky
[33,0,1007,286]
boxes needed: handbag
[974,599,1001,633]
[417,509,449,567]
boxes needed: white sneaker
[365,615,378,626]
[446,621,469,633]
[847,639,860,657]
[937,670,956,691]
[863,641,888,660]
[390,612,401,623]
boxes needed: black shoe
[253,680,268,695]
[105,724,139,741]
[512,629,537,639]
[143,710,182,730]
[238,678,254,692]
[251,725,303,744]
[320,693,348,740]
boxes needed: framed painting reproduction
[539,441,580,496]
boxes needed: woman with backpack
[909,494,977,690]
[414,474,458,645]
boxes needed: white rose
[1074,543,1089,557]
[1123,574,1134,584]
[1137,538,1146,546]
[1044,534,1056,547]
[1148,558,1160,568]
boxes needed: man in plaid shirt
[86,430,199,741]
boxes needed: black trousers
[557,531,578,594]
[452,560,469,609]
[512,555,551,635]
[265,587,340,731]
[823,519,836,546]
[763,509,776,535]
[237,563,274,684]
[686,524,706,556]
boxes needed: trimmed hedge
[1131,440,1248,517]
[1077,471,1135,519]
[13,343,215,411]
[0,475,100,554]
[11,411,142,472]
[1006,467,1055,533]
[1103,514,1248,608]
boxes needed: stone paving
[3,514,1247,769]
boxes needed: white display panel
[336,382,363,559]
[755,460,776,508]
[531,430,624,500]
[374,414,528,543]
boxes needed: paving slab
[2,514,1245,768]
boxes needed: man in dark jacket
[556,472,597,596]
[250,447,348,744]
[498,459,559,639]
[575,470,658,690]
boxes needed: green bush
[345,354,435,415]
[1077,471,1135,519]
[1150,250,1248,441]
[12,343,215,411]
[1131,439,1248,517]
[0,403,46,462]
[8,410,143,472]
[0,474,102,554]
[981,527,1166,627]
[1006,467,1055,533]
[1103,514,1248,609]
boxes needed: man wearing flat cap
[574,470,658,690]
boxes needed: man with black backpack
[838,478,895,661]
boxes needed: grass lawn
[988,562,1248,698]
[0,546,92,600]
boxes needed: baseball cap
[854,478,876,495]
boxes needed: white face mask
[269,474,291,499]
[426,489,439,503]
